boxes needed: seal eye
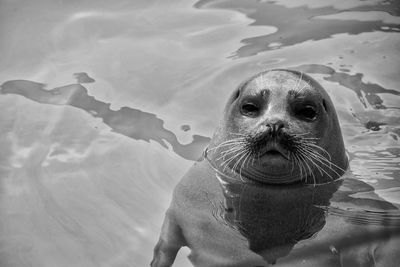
[241,103,260,116]
[296,105,317,121]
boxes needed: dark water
[0,0,399,266]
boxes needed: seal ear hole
[234,89,240,100]
[230,89,240,103]
[322,99,328,112]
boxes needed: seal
[206,69,348,185]
[151,69,351,267]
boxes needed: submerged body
[151,70,399,266]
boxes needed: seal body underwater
[151,69,351,266]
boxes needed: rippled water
[0,0,399,266]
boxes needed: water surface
[0,0,399,266]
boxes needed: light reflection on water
[0,0,399,266]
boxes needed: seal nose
[266,120,285,135]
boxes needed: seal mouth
[257,141,290,160]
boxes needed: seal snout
[265,120,286,137]
[252,126,291,160]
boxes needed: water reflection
[195,0,400,57]
[152,157,400,266]
[0,77,210,161]
[292,64,400,110]
[215,175,340,265]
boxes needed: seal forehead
[245,70,313,96]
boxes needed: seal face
[207,69,348,185]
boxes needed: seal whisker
[217,145,249,162]
[232,149,248,173]
[294,71,304,92]
[217,150,241,162]
[301,152,328,184]
[306,154,325,177]
[219,147,241,164]
[218,140,246,149]
[221,147,248,174]
[242,150,251,170]
[296,146,342,180]
[211,141,244,150]
[291,153,302,181]
[298,153,316,185]
[213,139,247,158]
[213,137,246,145]
[289,152,296,173]
[218,144,245,157]
[297,79,311,94]
[221,156,239,173]
[292,132,311,137]
[239,150,252,182]
[219,148,243,165]
[300,145,346,174]
[303,143,332,160]
[291,152,306,182]
[208,139,241,148]
[230,149,251,181]
[248,150,257,167]
[209,144,241,156]
[305,155,335,181]
[298,137,319,141]
[246,151,254,167]
[298,156,308,183]
[297,146,332,168]
[208,138,247,152]
[228,132,247,137]
[292,141,334,182]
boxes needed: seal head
[207,69,348,185]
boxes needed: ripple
[195,0,400,56]
[325,206,400,227]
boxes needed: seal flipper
[151,210,185,267]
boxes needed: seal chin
[241,167,303,185]
[242,164,303,185]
